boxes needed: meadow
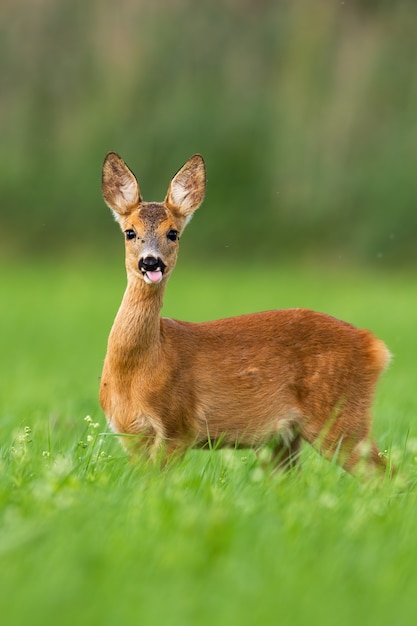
[1,259,417,626]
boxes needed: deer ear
[165,154,206,219]
[102,152,142,221]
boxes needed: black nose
[139,256,160,272]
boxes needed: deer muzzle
[139,256,166,284]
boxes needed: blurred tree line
[1,0,417,265]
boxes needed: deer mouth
[138,257,166,284]
[143,270,163,284]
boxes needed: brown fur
[100,152,391,476]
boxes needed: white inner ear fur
[119,175,139,208]
[169,181,191,210]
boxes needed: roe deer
[100,152,391,475]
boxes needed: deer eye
[125,229,136,240]
[167,229,178,242]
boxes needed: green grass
[1,260,417,626]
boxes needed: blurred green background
[2,0,417,265]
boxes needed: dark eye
[125,229,136,240]
[167,230,178,242]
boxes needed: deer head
[102,152,206,285]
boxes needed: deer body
[100,152,391,474]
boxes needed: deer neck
[107,275,165,367]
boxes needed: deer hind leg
[300,402,389,477]
[269,434,302,471]
[341,437,390,476]
[257,412,303,472]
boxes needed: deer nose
[139,256,160,272]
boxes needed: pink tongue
[146,270,162,283]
